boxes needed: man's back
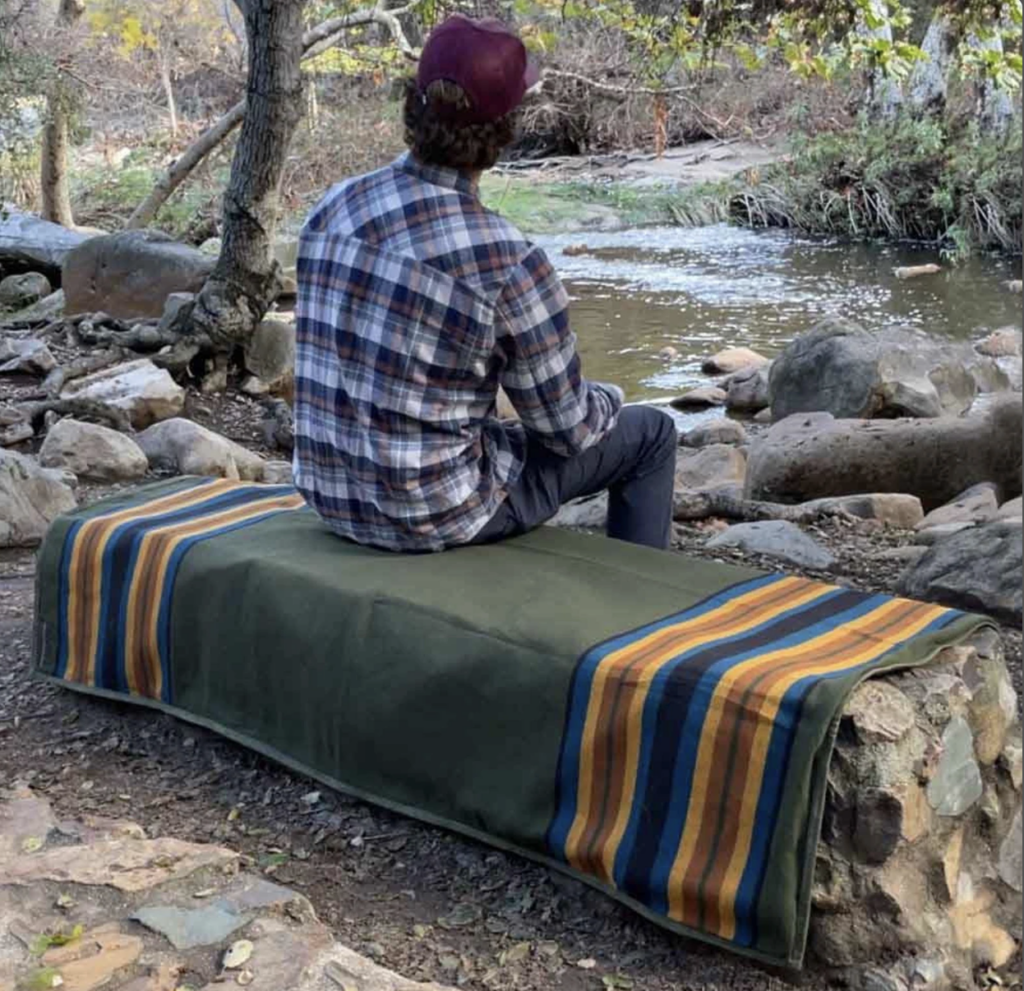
[295,152,619,551]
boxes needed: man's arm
[495,246,622,457]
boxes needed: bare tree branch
[127,2,417,232]
[542,68,697,96]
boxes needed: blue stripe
[642,592,888,917]
[545,576,782,859]
[734,608,963,947]
[609,585,855,891]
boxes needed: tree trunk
[40,0,85,228]
[972,24,1016,134]
[858,0,904,120]
[159,49,179,138]
[191,0,307,351]
[907,10,956,115]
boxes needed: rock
[976,327,1022,358]
[0,209,94,280]
[1004,279,1023,293]
[915,483,998,531]
[745,395,1023,511]
[899,783,931,842]
[138,418,266,481]
[911,522,976,546]
[862,968,908,991]
[899,521,1022,626]
[134,904,248,950]
[768,319,1007,422]
[244,313,295,392]
[42,927,143,991]
[997,496,1023,521]
[706,520,836,570]
[1002,735,1023,790]
[549,492,608,529]
[156,291,194,336]
[0,271,51,309]
[658,345,679,362]
[845,682,916,744]
[61,358,185,430]
[873,546,928,566]
[894,264,941,279]
[701,346,769,375]
[675,444,747,491]
[941,827,964,901]
[726,364,771,412]
[670,386,727,409]
[4,834,237,891]
[963,654,1017,765]
[927,717,983,817]
[853,788,903,865]
[62,230,215,319]
[262,460,294,486]
[0,288,65,326]
[0,449,76,547]
[39,419,148,482]
[680,418,748,448]
[801,493,925,529]
[997,805,1021,892]
[0,337,56,375]
[241,375,271,397]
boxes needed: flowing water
[534,225,1023,404]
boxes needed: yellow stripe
[711,601,948,939]
[138,493,305,696]
[593,581,839,884]
[83,481,237,686]
[65,480,228,684]
[664,599,946,930]
[564,576,826,870]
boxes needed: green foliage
[725,114,1022,259]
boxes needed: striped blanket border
[546,573,963,953]
[54,478,306,702]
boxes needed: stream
[535,225,1023,408]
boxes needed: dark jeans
[473,405,677,550]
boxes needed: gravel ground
[1,382,1020,991]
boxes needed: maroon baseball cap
[417,14,540,124]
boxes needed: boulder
[706,520,836,570]
[675,444,746,491]
[244,313,295,393]
[997,496,1023,521]
[262,460,294,486]
[0,449,76,547]
[745,395,1023,511]
[915,483,999,531]
[0,272,51,310]
[768,319,1008,421]
[0,289,64,327]
[799,493,924,529]
[0,337,56,376]
[0,210,93,281]
[726,364,771,413]
[670,386,727,409]
[39,419,148,482]
[137,418,266,481]
[201,237,297,294]
[61,359,185,430]
[62,230,215,318]
[976,328,1022,359]
[680,418,748,448]
[898,520,1022,626]
[701,346,768,375]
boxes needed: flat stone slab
[706,520,836,570]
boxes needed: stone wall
[813,628,1021,990]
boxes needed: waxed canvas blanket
[32,477,988,967]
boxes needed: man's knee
[617,405,677,464]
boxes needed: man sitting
[294,14,677,553]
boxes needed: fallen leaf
[192,888,216,898]
[227,808,240,822]
[21,836,44,853]
[577,958,597,969]
[236,969,255,986]
[499,942,531,965]
[437,903,482,929]
[602,976,634,989]
[301,791,321,806]
[223,939,254,970]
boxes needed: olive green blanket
[32,478,987,968]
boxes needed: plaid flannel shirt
[294,152,622,552]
